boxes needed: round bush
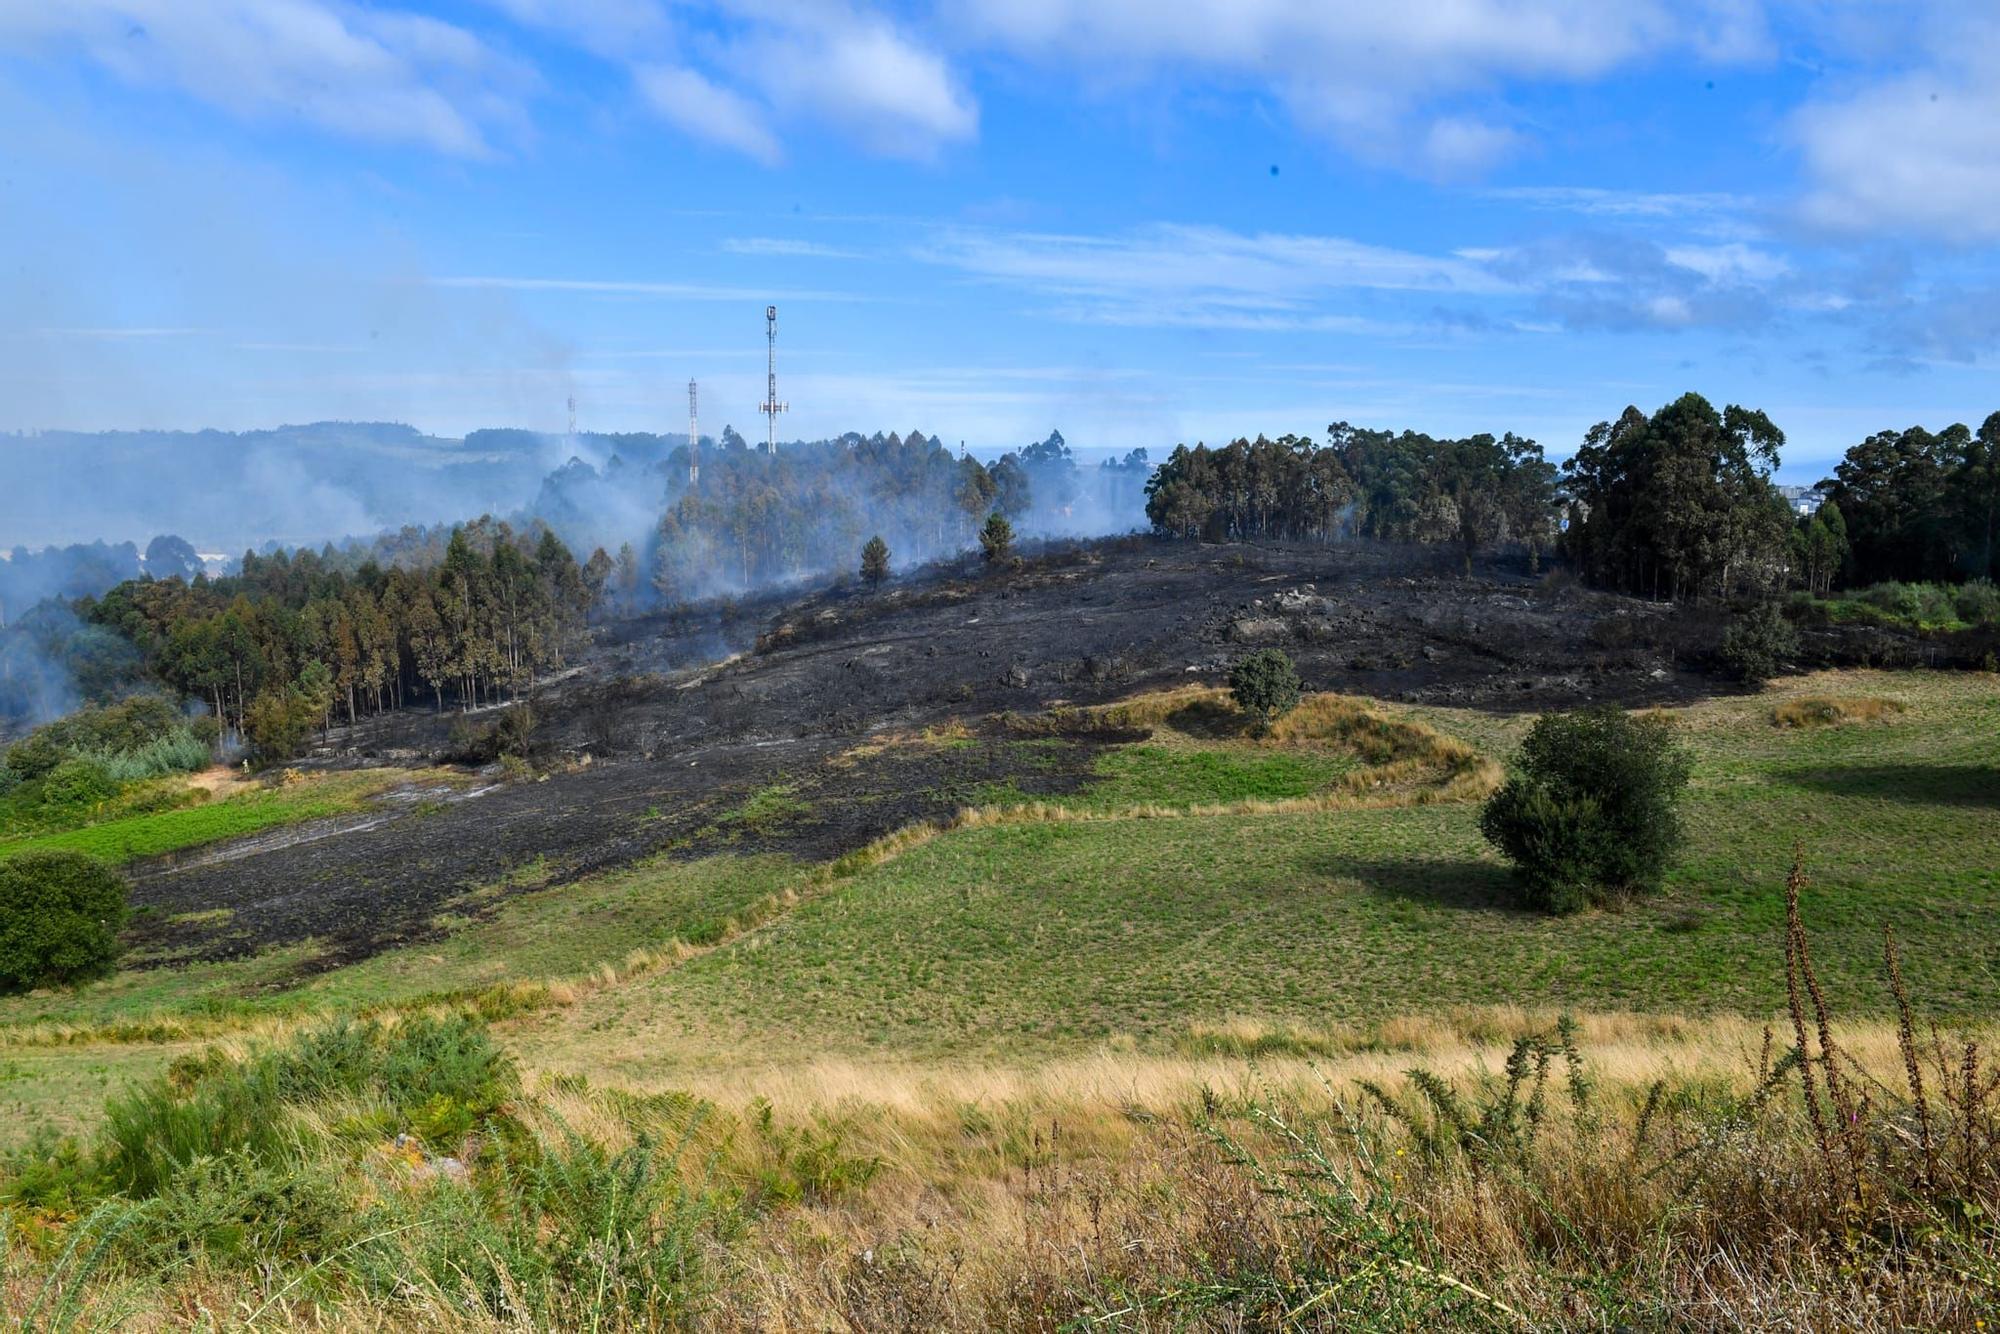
[0,851,131,991]
[1229,649,1302,729]
[38,756,117,810]
[1479,706,1692,914]
[1718,602,1799,684]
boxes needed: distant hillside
[0,422,550,553]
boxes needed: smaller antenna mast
[687,378,699,486]
[758,304,787,454]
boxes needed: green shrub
[36,757,117,811]
[0,850,131,991]
[89,728,211,783]
[493,704,539,760]
[4,697,184,782]
[244,687,315,765]
[1229,649,1302,729]
[2,730,67,784]
[446,704,540,765]
[1479,707,1693,913]
[101,1014,518,1196]
[1718,602,1799,683]
[121,1152,360,1270]
[0,1127,109,1214]
[1954,578,2000,625]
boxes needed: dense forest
[1560,394,1792,600]
[1144,426,1559,563]
[3,520,593,757]
[1561,396,2000,601]
[1816,416,2000,587]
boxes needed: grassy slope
[517,671,2000,1078]
[3,669,1995,1131]
[0,852,805,1032]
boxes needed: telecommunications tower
[687,379,700,485]
[566,394,577,443]
[758,304,787,453]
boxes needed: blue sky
[3,2,1999,481]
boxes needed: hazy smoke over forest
[0,418,1151,726]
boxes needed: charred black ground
[122,536,1936,977]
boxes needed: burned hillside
[119,536,1880,976]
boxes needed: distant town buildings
[1776,484,1824,517]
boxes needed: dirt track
[129,537,1727,975]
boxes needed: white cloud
[634,63,783,164]
[0,0,532,157]
[741,17,976,160]
[1662,243,1790,283]
[1793,20,2000,242]
[946,0,1761,176]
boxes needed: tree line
[1146,396,1998,605]
[1144,426,1559,564]
[641,427,1145,604]
[52,519,594,757]
[1564,395,2000,601]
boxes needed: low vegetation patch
[1771,694,1907,728]
[1798,577,2000,632]
[993,686,1498,820]
[0,769,411,866]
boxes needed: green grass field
[518,671,2000,1077]
[2,669,1996,1128]
[0,769,412,865]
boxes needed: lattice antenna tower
[758,304,787,454]
[687,378,700,486]
[566,394,577,444]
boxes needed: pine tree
[860,535,890,585]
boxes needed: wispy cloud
[721,237,869,260]
[1791,12,2000,242]
[916,222,1508,330]
[0,0,534,157]
[1486,186,1749,219]
[633,63,783,165]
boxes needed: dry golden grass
[975,687,1501,826]
[1771,694,1908,728]
[516,1007,1953,1128]
[503,997,1997,1331]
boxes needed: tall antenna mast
[687,378,699,486]
[566,394,577,443]
[758,304,787,454]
